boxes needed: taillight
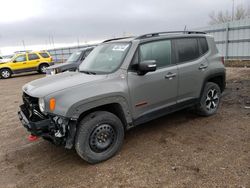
[221,57,225,65]
[50,57,53,62]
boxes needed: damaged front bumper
[18,104,76,149]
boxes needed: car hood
[23,71,108,98]
[47,62,76,70]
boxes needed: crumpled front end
[18,92,76,149]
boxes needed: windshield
[79,42,130,74]
[66,51,82,63]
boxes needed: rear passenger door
[128,40,178,120]
[27,53,41,69]
[174,37,209,103]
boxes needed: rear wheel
[75,111,124,164]
[39,64,49,74]
[196,82,221,116]
[0,69,12,79]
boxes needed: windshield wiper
[79,70,96,75]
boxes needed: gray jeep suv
[18,31,225,163]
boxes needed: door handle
[199,64,208,70]
[165,72,177,79]
[23,62,27,64]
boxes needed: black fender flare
[199,71,226,99]
[66,96,133,125]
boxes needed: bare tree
[235,5,249,20]
[209,4,250,25]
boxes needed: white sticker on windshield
[112,45,129,51]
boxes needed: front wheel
[196,82,221,116]
[75,111,124,164]
[0,69,12,79]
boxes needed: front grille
[22,92,45,121]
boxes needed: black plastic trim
[133,99,198,126]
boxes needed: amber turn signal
[49,98,56,111]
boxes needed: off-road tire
[75,111,124,164]
[196,82,221,116]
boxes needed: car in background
[46,47,95,75]
[0,54,14,63]
[0,51,53,79]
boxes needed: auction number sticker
[112,44,129,51]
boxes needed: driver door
[10,54,28,72]
[127,40,178,121]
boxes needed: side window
[175,38,200,63]
[83,50,92,59]
[28,53,40,60]
[139,40,171,68]
[199,37,209,55]
[14,55,27,62]
[39,52,50,58]
[86,50,92,57]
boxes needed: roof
[103,31,207,43]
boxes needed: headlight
[51,69,56,75]
[38,98,45,113]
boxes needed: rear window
[199,37,209,55]
[39,52,50,58]
[175,38,200,63]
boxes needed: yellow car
[0,51,53,79]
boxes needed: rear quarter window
[28,53,40,60]
[199,37,209,55]
[39,52,50,58]
[175,38,200,63]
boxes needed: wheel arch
[0,67,13,74]
[76,103,129,130]
[200,72,226,98]
[38,62,50,68]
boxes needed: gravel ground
[0,68,249,188]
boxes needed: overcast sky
[0,0,249,54]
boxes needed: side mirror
[138,60,157,75]
[13,60,16,63]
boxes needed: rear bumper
[18,104,52,136]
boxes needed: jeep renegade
[18,31,226,163]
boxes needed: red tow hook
[28,135,38,141]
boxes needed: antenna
[184,25,187,32]
[22,40,26,51]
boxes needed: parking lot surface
[0,68,249,188]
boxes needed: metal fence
[47,44,97,63]
[197,18,250,60]
[48,18,250,62]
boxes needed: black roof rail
[102,36,134,43]
[135,31,206,39]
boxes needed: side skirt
[12,67,37,74]
[133,99,198,126]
